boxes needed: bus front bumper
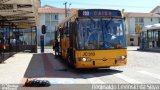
[75,59,127,69]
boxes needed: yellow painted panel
[75,49,127,68]
[76,49,127,59]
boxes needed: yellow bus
[56,9,127,68]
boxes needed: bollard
[40,35,44,53]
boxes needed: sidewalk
[0,52,68,84]
[0,48,87,85]
[0,53,33,84]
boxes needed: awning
[0,0,40,29]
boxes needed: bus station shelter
[140,24,160,51]
[0,0,40,53]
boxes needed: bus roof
[57,9,122,28]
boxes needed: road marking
[81,75,105,84]
[49,78,75,84]
[114,73,142,84]
[138,71,160,80]
[31,78,92,84]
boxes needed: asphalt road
[37,46,160,84]
[1,46,160,90]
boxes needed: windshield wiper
[87,16,96,24]
[105,17,113,28]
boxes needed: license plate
[116,60,125,63]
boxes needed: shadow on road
[24,53,47,78]
[128,49,160,53]
[24,53,123,79]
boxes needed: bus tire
[105,66,110,69]
[67,55,75,68]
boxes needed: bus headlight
[82,58,87,62]
[116,56,127,60]
[79,57,91,62]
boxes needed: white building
[37,5,66,45]
[151,6,160,14]
[37,5,76,45]
[125,12,160,46]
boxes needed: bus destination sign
[78,9,122,17]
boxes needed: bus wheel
[67,55,74,68]
[105,67,110,69]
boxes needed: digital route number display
[78,9,122,17]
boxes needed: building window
[148,31,151,42]
[55,15,58,20]
[50,14,58,21]
[130,38,134,41]
[139,17,144,23]
[135,18,139,24]
[51,14,54,21]
[135,17,144,23]
[45,14,50,21]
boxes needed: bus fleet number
[82,52,95,56]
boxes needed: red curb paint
[42,54,54,77]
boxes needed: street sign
[135,25,141,33]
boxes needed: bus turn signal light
[116,56,127,60]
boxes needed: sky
[41,0,160,13]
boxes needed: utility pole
[68,3,71,14]
[64,2,67,17]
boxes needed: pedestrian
[53,39,59,57]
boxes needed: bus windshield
[77,18,126,50]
